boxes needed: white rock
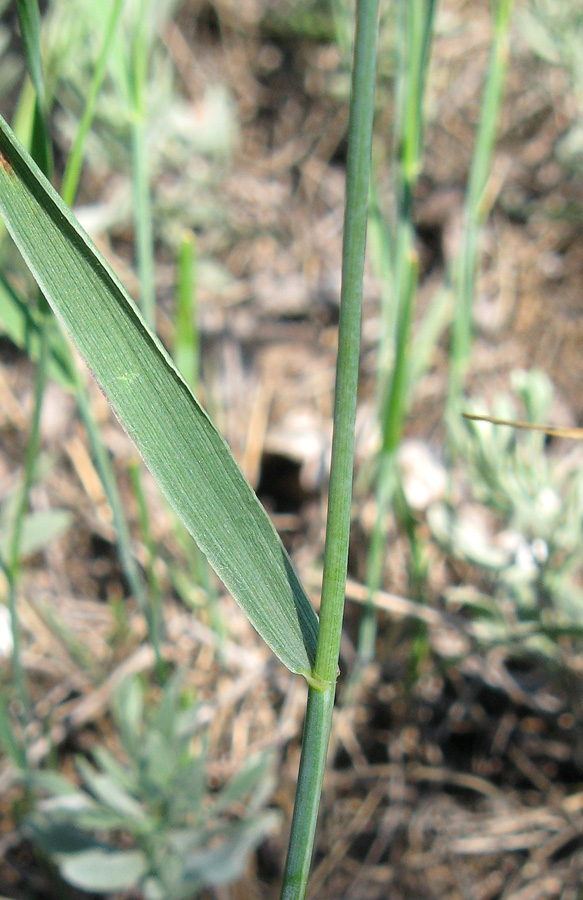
[399,440,447,511]
[0,605,14,658]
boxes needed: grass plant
[60,0,125,207]
[448,0,515,408]
[3,0,580,897]
[281,3,379,893]
[128,0,157,328]
[16,0,51,178]
[0,1,379,896]
[0,0,229,685]
[344,0,516,669]
[358,0,436,664]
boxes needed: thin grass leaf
[174,230,199,392]
[15,0,45,109]
[16,0,51,177]
[0,273,72,384]
[448,0,515,400]
[0,696,27,768]
[60,0,125,207]
[0,116,319,680]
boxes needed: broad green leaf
[28,817,142,888]
[0,115,319,679]
[59,848,148,891]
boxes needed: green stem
[448,0,514,404]
[130,0,156,328]
[280,0,379,895]
[73,376,149,617]
[61,0,124,207]
[16,0,51,178]
[280,689,335,900]
[359,0,436,663]
[174,230,199,393]
[128,459,164,676]
[131,116,156,328]
[315,0,379,686]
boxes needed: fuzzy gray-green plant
[27,675,279,899]
[431,370,583,655]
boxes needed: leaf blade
[0,116,318,677]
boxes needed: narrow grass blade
[15,0,45,110]
[16,0,51,177]
[449,0,515,401]
[0,117,319,679]
[174,230,199,392]
[61,0,125,207]
[128,0,156,327]
[0,274,72,385]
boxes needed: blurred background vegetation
[1,0,583,897]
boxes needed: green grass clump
[334,0,515,665]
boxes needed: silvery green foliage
[521,1,583,169]
[27,674,279,899]
[430,370,583,655]
[521,0,583,80]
